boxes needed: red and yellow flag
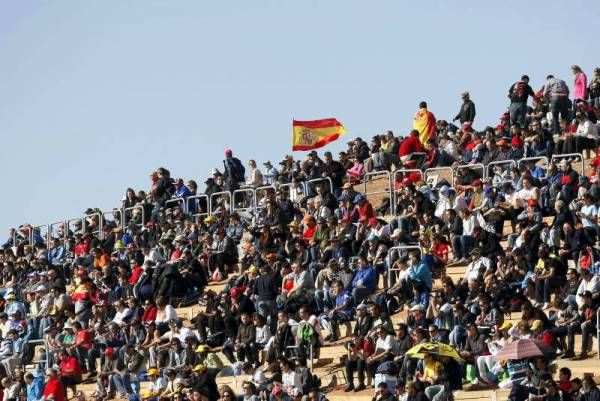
[413,108,437,145]
[292,118,347,151]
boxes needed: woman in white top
[246,160,264,188]
[279,358,302,395]
[155,296,178,334]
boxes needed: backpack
[376,361,399,375]
[297,322,318,347]
[232,158,246,182]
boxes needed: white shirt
[576,119,598,139]
[462,215,478,236]
[155,305,178,324]
[464,256,491,282]
[112,308,132,325]
[576,276,600,307]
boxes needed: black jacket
[454,100,476,123]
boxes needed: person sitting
[319,280,353,342]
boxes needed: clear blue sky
[0,1,597,234]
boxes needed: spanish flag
[292,118,347,151]
[413,107,437,145]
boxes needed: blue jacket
[408,260,432,290]
[27,374,44,401]
[352,266,377,292]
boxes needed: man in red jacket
[399,130,425,168]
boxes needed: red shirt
[74,243,90,256]
[141,306,158,324]
[60,356,82,381]
[129,266,143,284]
[74,329,93,350]
[302,226,316,240]
[356,202,375,222]
[431,242,449,261]
[43,378,65,401]
[399,136,424,157]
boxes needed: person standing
[543,74,571,135]
[507,75,536,128]
[453,92,476,125]
[571,65,588,102]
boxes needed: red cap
[230,287,242,298]
[225,149,233,157]
[511,136,523,147]
[367,218,378,228]
[103,347,115,356]
[527,199,537,207]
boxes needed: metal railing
[165,198,185,213]
[209,191,232,215]
[551,153,585,175]
[186,194,209,219]
[386,245,422,288]
[31,224,49,246]
[232,188,256,213]
[49,221,66,242]
[306,177,334,197]
[84,212,102,238]
[123,205,145,228]
[517,156,549,180]
[485,160,516,186]
[254,185,276,210]
[424,167,454,188]
[279,182,307,203]
[363,171,392,212]
[453,163,484,187]
[27,338,50,370]
[285,343,314,372]
[67,217,84,237]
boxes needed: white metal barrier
[84,212,102,238]
[279,182,307,203]
[254,185,276,210]
[453,163,484,187]
[67,218,84,237]
[517,156,549,180]
[123,205,145,228]
[386,245,422,288]
[424,167,454,188]
[210,191,232,215]
[363,171,392,212]
[485,160,516,186]
[186,194,209,219]
[165,198,184,213]
[32,224,49,246]
[306,177,334,197]
[551,153,585,175]
[232,188,257,213]
[101,210,120,239]
[49,221,66,241]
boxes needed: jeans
[509,102,527,128]
[352,287,372,306]
[451,235,474,260]
[256,300,278,333]
[97,373,127,397]
[425,384,448,401]
[550,96,570,134]
[314,289,335,312]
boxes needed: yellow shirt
[423,360,443,382]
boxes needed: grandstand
[3,69,600,401]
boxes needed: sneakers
[542,302,550,310]
[343,384,354,392]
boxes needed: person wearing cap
[5,292,26,320]
[407,250,432,308]
[48,237,67,266]
[453,91,476,126]
[143,367,166,400]
[461,248,491,286]
[95,346,127,399]
[459,323,487,368]
[223,149,246,193]
[195,344,224,375]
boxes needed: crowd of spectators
[1,65,600,401]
